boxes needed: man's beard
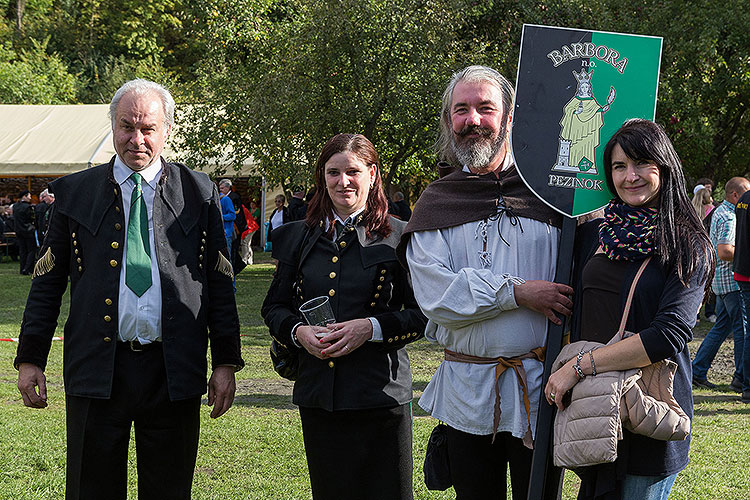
[450,123,507,172]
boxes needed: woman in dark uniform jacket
[545,119,714,500]
[261,133,426,500]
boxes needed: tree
[0,37,77,103]
[179,0,484,195]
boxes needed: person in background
[692,177,750,391]
[12,190,36,275]
[546,118,714,500]
[267,194,289,243]
[218,180,237,255]
[392,191,411,221]
[262,133,426,499]
[288,185,307,221]
[691,187,713,221]
[35,188,53,245]
[250,200,262,247]
[731,181,750,403]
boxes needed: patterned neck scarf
[598,200,658,261]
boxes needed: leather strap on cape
[396,164,562,266]
[444,346,546,449]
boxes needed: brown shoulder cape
[396,164,562,266]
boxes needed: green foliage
[180,0,480,193]
[0,37,77,103]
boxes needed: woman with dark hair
[261,133,426,500]
[545,119,714,500]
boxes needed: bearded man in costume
[397,65,573,500]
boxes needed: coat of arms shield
[511,25,663,217]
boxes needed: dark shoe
[730,376,742,393]
[692,376,718,389]
[742,391,750,403]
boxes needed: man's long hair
[435,65,515,166]
[603,119,715,286]
[305,134,391,238]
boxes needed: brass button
[199,255,204,261]
[71,232,76,238]
[387,338,394,343]
[111,241,119,249]
[379,276,385,282]
[103,337,112,342]
[377,285,382,290]
[104,315,111,322]
[374,293,380,299]
[332,256,339,263]
[199,263,203,269]
[74,249,79,255]
[201,238,206,244]
[381,269,386,274]
[73,240,77,246]
[370,302,376,307]
[412,332,418,337]
[328,361,334,368]
[339,241,346,248]
[76,258,81,263]
[78,266,83,272]
[115,206,121,213]
[329,272,336,279]
[113,188,118,195]
[200,246,205,252]
[105,298,112,305]
[115,223,122,230]
[202,230,207,236]
[109,260,118,267]
[401,335,406,340]
[328,289,335,297]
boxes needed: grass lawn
[0,256,748,499]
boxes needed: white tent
[0,104,259,176]
[0,104,288,246]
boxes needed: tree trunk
[15,0,26,33]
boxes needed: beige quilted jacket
[551,339,691,469]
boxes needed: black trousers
[65,343,201,500]
[446,426,533,500]
[300,403,414,500]
[16,233,36,274]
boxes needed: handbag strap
[616,256,652,337]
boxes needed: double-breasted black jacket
[14,158,244,401]
[262,217,427,411]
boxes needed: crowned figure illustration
[552,69,615,175]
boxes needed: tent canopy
[0,104,256,177]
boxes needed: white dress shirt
[113,156,163,343]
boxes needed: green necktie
[125,173,152,296]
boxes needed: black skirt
[299,403,414,500]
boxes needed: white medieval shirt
[406,165,560,439]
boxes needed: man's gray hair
[219,178,232,188]
[109,79,175,129]
[39,188,49,199]
[436,65,515,165]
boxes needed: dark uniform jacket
[12,200,35,237]
[15,158,244,401]
[262,217,427,411]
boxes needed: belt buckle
[128,340,144,352]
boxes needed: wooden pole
[527,215,577,500]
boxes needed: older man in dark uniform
[15,79,244,500]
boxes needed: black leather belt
[119,340,159,352]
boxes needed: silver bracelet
[573,349,586,379]
[588,349,597,376]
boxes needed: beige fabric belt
[444,346,545,449]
